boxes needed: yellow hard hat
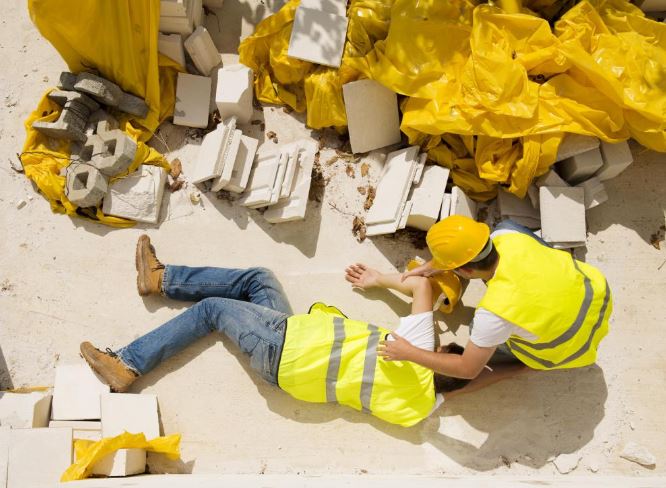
[406,260,462,314]
[426,215,490,270]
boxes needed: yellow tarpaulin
[22,0,181,226]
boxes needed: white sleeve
[469,308,514,348]
[390,311,435,351]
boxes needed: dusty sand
[0,0,665,479]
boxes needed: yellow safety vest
[278,303,436,427]
[478,233,612,370]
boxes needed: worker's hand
[345,263,381,290]
[378,332,416,362]
[400,261,441,282]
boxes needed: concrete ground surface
[1,0,665,483]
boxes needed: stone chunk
[74,72,124,106]
[557,148,604,185]
[102,165,168,224]
[555,134,600,162]
[450,186,477,219]
[620,442,656,467]
[184,26,221,76]
[406,165,449,231]
[0,392,52,428]
[539,186,586,245]
[7,428,72,487]
[158,33,186,67]
[57,72,78,91]
[174,73,212,128]
[215,64,254,124]
[576,176,608,209]
[287,7,348,68]
[343,79,401,154]
[595,140,633,181]
[119,93,149,119]
[93,121,138,176]
[65,163,108,208]
[48,89,100,112]
[51,364,110,421]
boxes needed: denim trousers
[117,266,293,385]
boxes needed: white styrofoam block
[406,165,449,231]
[211,128,242,192]
[535,169,569,188]
[264,140,318,223]
[576,176,608,209]
[159,15,193,35]
[365,146,419,225]
[287,7,349,68]
[0,426,8,488]
[102,165,168,224]
[0,392,51,428]
[173,73,212,128]
[238,152,281,207]
[158,33,186,67]
[440,193,452,220]
[161,0,187,17]
[224,135,259,193]
[184,26,220,76]
[92,449,146,477]
[539,186,586,244]
[497,189,540,219]
[190,121,232,184]
[215,64,254,124]
[555,134,600,162]
[342,79,401,154]
[557,147,604,185]
[100,393,159,439]
[450,186,477,219]
[7,428,72,487]
[595,140,633,181]
[299,0,346,15]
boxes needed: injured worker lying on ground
[80,235,525,427]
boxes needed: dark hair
[433,343,471,394]
[458,239,498,272]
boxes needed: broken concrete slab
[223,135,259,193]
[118,93,149,119]
[211,128,242,192]
[51,364,110,421]
[191,118,235,184]
[450,186,477,219]
[65,163,108,208]
[287,7,348,68]
[239,151,287,208]
[406,165,449,231]
[539,186,586,244]
[7,428,72,487]
[596,140,633,181]
[555,134,600,162]
[184,26,221,76]
[74,72,123,107]
[215,64,254,124]
[173,73,212,128]
[342,79,401,154]
[0,392,52,428]
[576,176,608,209]
[102,165,168,224]
[158,33,186,68]
[557,147,604,185]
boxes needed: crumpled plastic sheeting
[240,0,666,200]
[22,0,180,226]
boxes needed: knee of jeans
[198,297,222,329]
[250,267,277,285]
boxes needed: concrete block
[343,79,401,154]
[159,15,193,35]
[51,364,110,421]
[65,163,108,208]
[191,118,235,184]
[161,0,187,16]
[287,7,348,68]
[224,135,259,193]
[92,449,146,477]
[278,146,301,199]
[184,26,221,76]
[57,72,77,91]
[7,428,72,487]
[0,427,8,488]
[0,392,52,428]
[555,134,600,162]
[238,151,285,208]
[194,4,204,28]
[215,64,254,124]
[557,147,604,185]
[440,193,452,220]
[32,108,87,142]
[406,164,449,231]
[595,140,633,181]
[158,33,186,67]
[576,176,608,209]
[84,109,118,136]
[450,186,477,219]
[497,189,540,220]
[413,153,427,184]
[93,122,138,176]
[300,0,346,15]
[119,93,149,119]
[527,184,540,209]
[211,129,242,192]
[539,186,586,244]
[264,140,318,223]
[50,420,102,441]
[74,72,123,106]
[535,169,569,188]
[505,215,541,229]
[48,89,100,112]
[173,73,212,128]
[102,165,168,224]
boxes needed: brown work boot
[80,341,138,392]
[136,234,165,296]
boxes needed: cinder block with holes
[65,163,108,207]
[91,121,137,177]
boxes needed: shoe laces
[105,348,119,358]
[148,245,165,270]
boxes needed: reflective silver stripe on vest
[509,258,593,350]
[360,324,381,413]
[325,316,346,402]
[509,280,610,368]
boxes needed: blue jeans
[117,266,292,385]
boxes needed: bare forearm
[403,348,481,379]
[376,273,419,295]
[446,363,529,398]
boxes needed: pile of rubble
[0,364,162,485]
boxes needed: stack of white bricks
[160,0,203,36]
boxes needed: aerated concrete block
[239,151,286,208]
[343,79,401,154]
[557,147,604,185]
[406,164,449,231]
[74,72,124,106]
[595,140,633,181]
[450,186,477,219]
[497,189,540,220]
[102,165,168,224]
[535,169,569,188]
[159,15,193,35]
[51,364,111,421]
[191,118,235,184]
[210,128,242,192]
[161,0,187,16]
[159,33,186,67]
[7,428,72,488]
[184,26,221,76]
[65,163,108,208]
[225,135,259,193]
[300,0,346,15]
[174,73,212,128]
[440,193,452,220]
[555,134,600,162]
[539,186,586,244]
[49,420,102,441]
[0,392,52,428]
[576,176,608,209]
[287,7,348,68]
[215,64,254,124]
